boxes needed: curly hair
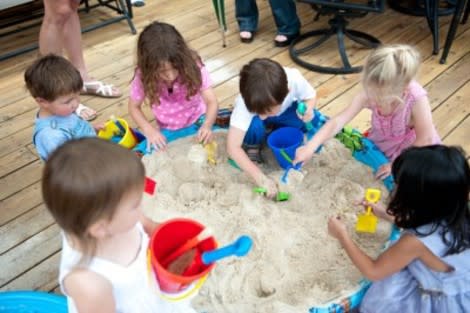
[135,21,202,105]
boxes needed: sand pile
[142,130,391,313]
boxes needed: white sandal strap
[96,84,114,96]
[84,81,116,97]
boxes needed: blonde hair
[362,44,420,105]
[42,138,145,265]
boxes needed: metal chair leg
[440,0,467,63]
[462,0,469,23]
[117,0,137,34]
[289,19,380,74]
[425,0,440,54]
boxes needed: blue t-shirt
[33,113,96,160]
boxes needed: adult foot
[131,0,145,6]
[82,80,122,98]
[240,31,254,43]
[274,33,299,47]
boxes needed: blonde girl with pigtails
[294,44,441,179]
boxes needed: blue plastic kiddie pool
[0,291,67,312]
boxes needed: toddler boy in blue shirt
[25,55,98,160]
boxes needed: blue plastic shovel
[182,235,253,275]
[201,235,253,264]
[279,149,302,184]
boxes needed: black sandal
[240,31,255,43]
[274,32,300,47]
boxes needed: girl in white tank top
[42,137,196,313]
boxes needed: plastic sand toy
[253,187,290,202]
[355,188,381,233]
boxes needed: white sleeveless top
[59,223,196,313]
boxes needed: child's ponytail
[362,44,420,103]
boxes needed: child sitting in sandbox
[25,55,100,160]
[227,58,318,198]
[42,137,197,313]
[328,145,470,313]
[294,45,440,180]
[128,21,219,151]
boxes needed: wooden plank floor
[1,0,469,294]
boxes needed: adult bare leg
[39,0,97,120]
[39,0,76,56]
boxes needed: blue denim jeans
[235,0,300,36]
[243,102,324,146]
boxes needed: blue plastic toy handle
[297,101,314,131]
[201,235,253,264]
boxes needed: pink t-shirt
[130,65,212,130]
[367,80,441,161]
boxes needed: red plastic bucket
[148,218,217,295]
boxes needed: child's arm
[128,98,167,150]
[328,217,425,281]
[141,214,158,237]
[293,92,366,165]
[227,126,278,198]
[410,97,437,146]
[35,130,68,161]
[64,269,115,313]
[198,87,219,144]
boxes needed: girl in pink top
[128,21,219,150]
[294,44,440,179]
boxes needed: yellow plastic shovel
[355,188,381,233]
[203,141,218,165]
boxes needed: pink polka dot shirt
[130,65,212,130]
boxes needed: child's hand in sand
[293,145,314,166]
[143,126,167,152]
[197,123,213,144]
[256,174,278,199]
[328,216,348,240]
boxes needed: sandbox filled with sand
[142,130,391,313]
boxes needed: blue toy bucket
[267,127,304,169]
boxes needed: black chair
[289,0,385,74]
[440,0,469,63]
[388,0,455,16]
[388,0,467,56]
